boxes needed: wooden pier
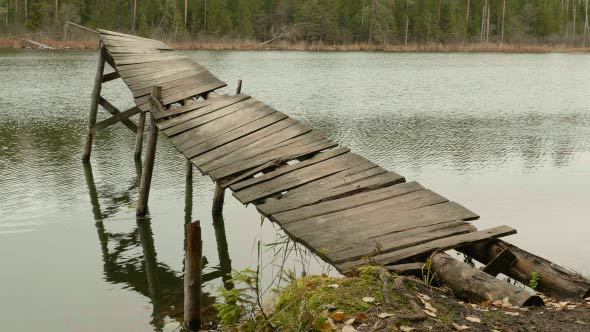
[83,29,590,304]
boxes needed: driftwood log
[460,239,590,300]
[431,253,544,307]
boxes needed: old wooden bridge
[82,30,590,306]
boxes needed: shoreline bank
[2,37,590,53]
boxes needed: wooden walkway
[90,29,519,274]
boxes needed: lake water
[1,50,589,331]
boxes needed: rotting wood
[482,248,517,277]
[184,221,202,331]
[431,252,544,307]
[82,45,106,162]
[460,239,590,299]
[136,87,162,217]
[134,112,146,160]
[338,226,515,272]
[386,262,425,276]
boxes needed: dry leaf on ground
[377,312,394,318]
[327,284,339,289]
[362,296,375,303]
[504,311,520,316]
[424,302,437,313]
[400,326,416,332]
[331,311,345,322]
[423,309,437,317]
[465,316,481,323]
[452,323,470,330]
[342,325,357,332]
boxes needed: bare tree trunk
[361,0,365,42]
[486,1,491,43]
[184,0,188,29]
[55,0,58,23]
[480,0,486,43]
[24,0,27,24]
[466,0,470,31]
[501,0,506,44]
[405,0,409,45]
[573,0,577,46]
[585,0,589,47]
[204,0,207,32]
[132,0,137,32]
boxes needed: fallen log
[459,239,590,300]
[21,38,54,49]
[430,253,544,307]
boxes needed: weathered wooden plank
[327,221,476,263]
[132,73,211,98]
[118,61,198,78]
[210,139,339,181]
[173,102,278,151]
[99,29,169,44]
[128,69,210,91]
[116,58,190,72]
[122,67,205,87]
[200,130,325,172]
[386,263,425,275]
[233,152,369,204]
[90,106,142,133]
[257,172,407,215]
[185,112,289,160]
[271,181,424,225]
[112,55,187,66]
[98,97,137,133]
[230,146,349,191]
[134,77,224,106]
[190,118,303,165]
[338,226,516,272]
[284,201,479,251]
[152,97,214,120]
[158,94,250,129]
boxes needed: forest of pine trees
[1,0,589,46]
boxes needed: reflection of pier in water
[83,163,232,330]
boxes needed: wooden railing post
[82,45,106,162]
[136,87,161,217]
[184,221,202,331]
[134,112,146,160]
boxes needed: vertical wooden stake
[82,45,106,162]
[212,184,225,215]
[186,158,193,179]
[184,221,202,331]
[134,111,146,160]
[136,87,161,217]
[236,79,242,94]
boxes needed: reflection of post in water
[212,212,233,289]
[82,162,103,221]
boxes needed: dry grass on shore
[2,36,589,53]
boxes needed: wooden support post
[184,160,193,225]
[82,45,106,162]
[460,239,590,299]
[212,212,234,289]
[236,79,242,94]
[431,253,544,307]
[186,158,193,179]
[137,217,161,310]
[184,221,202,331]
[212,184,225,215]
[134,112,146,160]
[136,87,161,217]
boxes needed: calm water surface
[1,50,589,331]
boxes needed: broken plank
[258,172,407,215]
[338,226,516,272]
[482,248,518,277]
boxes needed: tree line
[1,0,589,46]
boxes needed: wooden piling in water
[134,112,146,160]
[136,87,161,217]
[184,221,202,331]
[82,45,106,162]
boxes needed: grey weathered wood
[234,152,369,204]
[285,201,479,251]
[90,105,142,134]
[460,239,590,299]
[163,96,256,136]
[98,97,138,133]
[190,118,302,165]
[236,79,242,94]
[136,87,161,217]
[132,73,212,98]
[82,45,106,162]
[212,184,225,214]
[209,138,338,181]
[257,172,406,215]
[271,181,425,225]
[184,220,203,330]
[230,147,350,191]
[338,226,516,272]
[101,71,121,83]
[184,112,288,160]
[136,80,225,107]
[482,248,517,277]
[386,263,426,275]
[328,221,476,263]
[158,94,251,131]
[134,112,146,160]
[430,253,543,307]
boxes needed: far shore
[2,37,590,53]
